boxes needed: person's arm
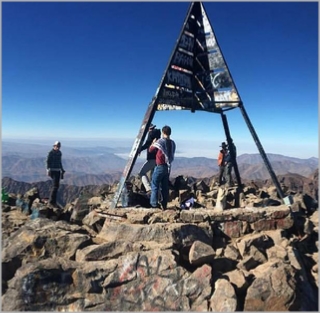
[46,151,52,175]
[149,138,158,153]
[60,153,65,172]
[140,133,153,152]
[218,151,223,166]
[170,140,176,162]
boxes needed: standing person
[224,143,234,187]
[217,142,227,186]
[138,124,161,195]
[225,138,237,187]
[46,141,65,206]
[149,125,176,210]
[229,139,237,159]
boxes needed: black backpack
[152,128,161,140]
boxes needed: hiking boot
[151,203,162,210]
[159,202,165,211]
[49,202,62,209]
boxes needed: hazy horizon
[2,136,318,160]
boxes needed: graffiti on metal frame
[166,70,192,89]
[173,50,193,69]
[156,2,241,112]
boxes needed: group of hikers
[45,125,177,210]
[137,124,176,209]
[46,124,236,210]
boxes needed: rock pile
[1,177,319,311]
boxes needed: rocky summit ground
[1,175,319,311]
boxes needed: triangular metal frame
[110,2,289,210]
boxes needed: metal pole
[238,102,286,200]
[109,98,158,209]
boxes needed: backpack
[152,128,161,140]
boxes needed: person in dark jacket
[138,124,161,195]
[224,140,237,187]
[46,141,65,206]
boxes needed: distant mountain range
[1,141,318,186]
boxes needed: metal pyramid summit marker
[110,2,289,210]
[156,1,241,113]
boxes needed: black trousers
[218,165,225,185]
[49,171,61,204]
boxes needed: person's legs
[218,165,225,185]
[229,165,234,186]
[150,166,161,207]
[160,172,169,209]
[139,159,156,192]
[225,163,232,186]
[150,165,168,208]
[49,171,60,205]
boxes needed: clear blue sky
[2,1,318,159]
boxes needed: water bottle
[21,201,29,214]
[16,198,23,208]
[31,207,40,219]
[121,184,129,208]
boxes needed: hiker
[149,125,176,210]
[46,141,65,206]
[229,139,237,160]
[224,140,237,187]
[138,123,161,195]
[217,142,227,186]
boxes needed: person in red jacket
[217,142,227,186]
